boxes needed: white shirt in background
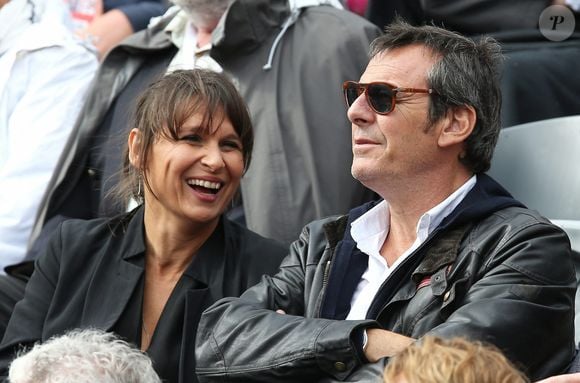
[164,8,222,74]
[0,2,97,272]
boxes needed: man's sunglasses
[342,81,436,115]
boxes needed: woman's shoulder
[56,209,140,248]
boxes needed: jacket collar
[324,174,524,280]
[438,173,525,230]
[211,0,290,62]
[323,200,380,251]
[412,173,524,276]
[81,209,146,330]
[115,0,290,59]
[117,206,147,260]
[327,174,523,243]
[115,0,343,72]
[411,223,472,283]
[118,206,228,289]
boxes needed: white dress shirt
[346,175,477,319]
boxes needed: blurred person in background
[8,328,161,383]
[364,0,579,34]
[67,0,168,59]
[383,336,529,383]
[343,0,367,16]
[0,0,97,274]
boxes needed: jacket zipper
[322,260,331,287]
[316,259,332,317]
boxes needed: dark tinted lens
[367,83,394,113]
[344,82,362,107]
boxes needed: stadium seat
[488,115,580,343]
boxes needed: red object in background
[347,0,368,16]
[64,0,103,30]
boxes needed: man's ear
[128,128,142,168]
[438,105,476,148]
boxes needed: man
[195,21,575,381]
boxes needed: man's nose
[347,92,375,127]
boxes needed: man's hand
[364,328,414,362]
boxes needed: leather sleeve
[428,216,576,380]
[195,223,375,382]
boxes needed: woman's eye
[222,141,241,150]
[181,134,202,143]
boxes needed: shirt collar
[417,174,477,241]
[164,9,189,49]
[164,10,219,73]
[350,200,390,257]
[351,175,477,256]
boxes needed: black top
[113,221,230,382]
[0,207,287,383]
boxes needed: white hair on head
[170,0,234,28]
[8,328,161,383]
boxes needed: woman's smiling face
[131,108,244,227]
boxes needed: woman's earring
[137,172,143,200]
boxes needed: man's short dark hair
[370,19,503,173]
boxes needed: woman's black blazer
[0,207,286,382]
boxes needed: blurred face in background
[170,0,233,28]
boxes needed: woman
[0,69,287,383]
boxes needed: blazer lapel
[84,260,143,330]
[81,208,146,330]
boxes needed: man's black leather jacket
[196,175,575,382]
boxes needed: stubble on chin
[351,160,375,186]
